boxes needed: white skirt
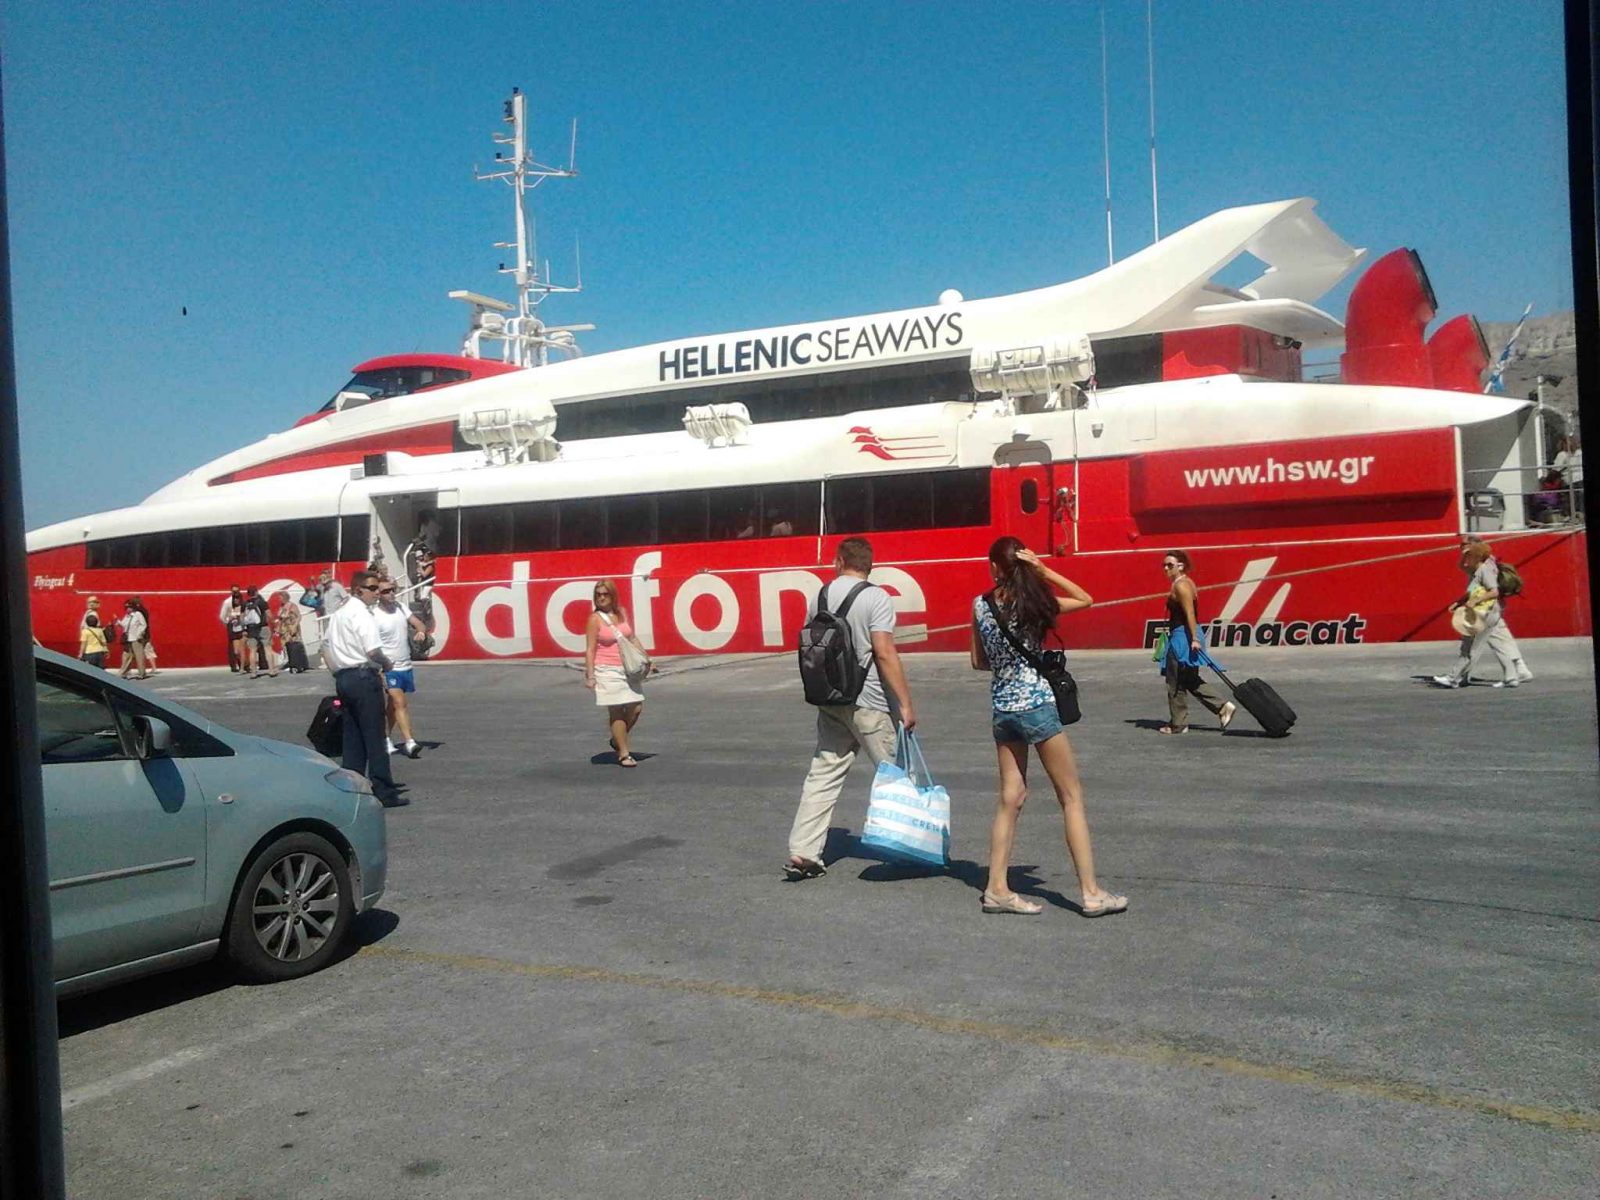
[594,664,644,706]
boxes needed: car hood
[254,736,336,766]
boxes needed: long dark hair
[988,537,1057,643]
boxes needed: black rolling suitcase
[1215,670,1297,737]
[306,695,344,757]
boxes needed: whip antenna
[1147,0,1160,242]
[1101,3,1114,266]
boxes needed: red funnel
[1426,314,1490,393]
[1340,248,1437,387]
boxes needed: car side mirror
[134,715,173,759]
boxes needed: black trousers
[335,668,398,798]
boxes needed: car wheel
[225,831,355,983]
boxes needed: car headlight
[324,768,374,795]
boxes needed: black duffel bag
[306,694,344,757]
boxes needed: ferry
[26,96,1589,667]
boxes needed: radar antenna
[453,88,593,367]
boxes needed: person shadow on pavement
[588,751,658,766]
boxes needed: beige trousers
[1449,606,1522,682]
[1165,651,1225,726]
[787,705,898,863]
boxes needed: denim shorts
[991,701,1064,745]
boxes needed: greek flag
[1484,303,1533,394]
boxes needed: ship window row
[84,516,371,571]
[556,359,977,441]
[457,469,991,555]
[78,469,993,568]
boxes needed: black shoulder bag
[982,592,1081,725]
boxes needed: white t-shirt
[808,575,897,713]
[372,604,413,672]
[323,599,382,671]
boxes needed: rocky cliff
[1478,312,1579,430]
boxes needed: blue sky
[3,0,1576,528]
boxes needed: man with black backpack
[785,537,917,880]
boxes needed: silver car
[33,648,387,996]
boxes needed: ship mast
[452,88,591,367]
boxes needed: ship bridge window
[824,468,992,535]
[320,366,473,413]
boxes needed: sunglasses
[378,588,397,595]
[360,583,380,592]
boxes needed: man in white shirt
[323,570,405,806]
[372,577,427,758]
[784,537,916,880]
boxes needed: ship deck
[57,640,1600,1198]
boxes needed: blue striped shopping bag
[861,729,951,867]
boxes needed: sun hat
[1451,606,1484,636]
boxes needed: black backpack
[798,581,874,706]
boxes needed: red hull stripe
[210,422,459,485]
[27,531,1590,668]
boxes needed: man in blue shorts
[373,577,427,758]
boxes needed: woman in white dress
[583,579,651,767]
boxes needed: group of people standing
[218,584,310,677]
[76,595,153,678]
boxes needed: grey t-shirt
[809,576,897,713]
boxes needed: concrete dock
[56,641,1599,1198]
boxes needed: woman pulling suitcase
[1157,550,1236,735]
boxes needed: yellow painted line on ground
[359,944,1599,1135]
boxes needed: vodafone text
[1183,455,1377,489]
[431,552,930,657]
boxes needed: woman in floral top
[969,537,1127,918]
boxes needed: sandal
[980,890,1044,915]
[1219,702,1237,730]
[1158,725,1188,735]
[618,754,638,768]
[782,857,827,881]
[1079,890,1129,918]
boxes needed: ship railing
[1463,463,1585,533]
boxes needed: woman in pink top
[584,579,651,766]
